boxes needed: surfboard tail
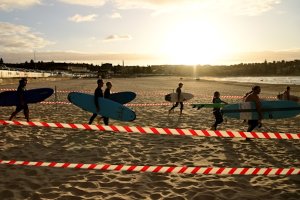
[165,94,171,101]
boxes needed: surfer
[9,78,29,122]
[211,91,228,130]
[102,81,112,125]
[169,83,184,115]
[244,86,263,139]
[88,79,104,125]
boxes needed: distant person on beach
[102,81,112,125]
[88,79,104,125]
[278,86,290,100]
[211,91,228,130]
[244,86,262,139]
[277,86,300,102]
[169,83,184,115]
[9,78,29,122]
[283,86,290,100]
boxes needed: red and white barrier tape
[1,120,299,140]
[0,160,298,175]
[56,90,92,93]
[0,88,16,91]
[0,88,277,99]
[40,101,189,106]
[40,101,71,105]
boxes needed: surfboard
[222,100,300,120]
[192,103,227,110]
[165,92,194,102]
[277,93,299,102]
[110,91,136,104]
[0,88,54,106]
[68,92,136,122]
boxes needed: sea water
[200,76,300,85]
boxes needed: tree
[0,58,3,64]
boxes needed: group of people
[8,78,113,125]
[88,79,112,125]
[8,78,293,134]
[168,83,292,138]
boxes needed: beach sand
[0,76,299,200]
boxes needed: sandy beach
[0,76,299,200]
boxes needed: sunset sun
[161,20,228,65]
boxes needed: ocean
[199,76,300,85]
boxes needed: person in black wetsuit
[9,77,29,122]
[103,81,112,125]
[88,79,104,124]
[169,82,184,115]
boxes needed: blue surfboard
[0,88,54,106]
[109,91,136,104]
[222,100,300,120]
[67,92,136,122]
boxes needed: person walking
[211,91,228,130]
[9,78,30,122]
[244,85,263,140]
[102,81,112,125]
[169,83,184,115]
[88,79,104,124]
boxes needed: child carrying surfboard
[168,83,184,115]
[211,91,227,130]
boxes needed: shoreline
[1,75,299,87]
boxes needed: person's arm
[94,90,100,111]
[221,99,228,104]
[255,97,262,120]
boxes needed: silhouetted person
[244,86,262,140]
[169,83,184,115]
[88,79,103,124]
[9,78,29,122]
[103,81,112,125]
[211,91,227,130]
[283,86,290,100]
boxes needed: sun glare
[161,20,228,65]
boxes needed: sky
[1,0,300,66]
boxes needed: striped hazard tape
[0,160,298,175]
[0,120,299,140]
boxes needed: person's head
[287,86,290,91]
[252,85,261,94]
[106,81,112,89]
[214,91,220,98]
[179,83,183,88]
[19,77,27,86]
[97,79,104,87]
